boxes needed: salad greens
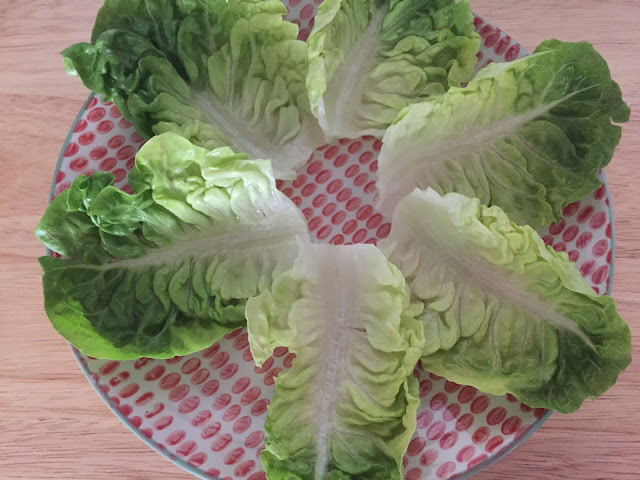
[36,133,309,359]
[381,188,631,413]
[35,1,634,473]
[307,0,480,139]
[247,243,424,479]
[376,39,630,229]
[62,0,323,179]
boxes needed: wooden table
[1,1,638,479]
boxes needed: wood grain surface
[1,1,638,479]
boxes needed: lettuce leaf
[380,188,631,413]
[307,0,480,139]
[377,40,631,228]
[36,133,309,359]
[62,0,323,179]
[246,243,424,478]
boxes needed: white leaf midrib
[191,90,278,160]
[323,7,387,138]
[396,207,594,349]
[311,248,361,479]
[75,208,304,272]
[379,88,587,212]
[386,100,561,183]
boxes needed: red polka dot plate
[48,5,616,480]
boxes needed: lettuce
[36,133,309,359]
[62,0,323,179]
[246,243,424,479]
[377,40,630,229]
[307,0,480,139]
[380,188,631,413]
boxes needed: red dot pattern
[473,17,525,72]
[276,135,390,245]
[79,330,279,479]
[283,0,318,41]
[541,194,612,292]
[54,97,138,195]
[55,9,615,480]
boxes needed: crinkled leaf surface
[377,40,630,229]
[63,0,323,179]
[380,188,631,413]
[307,0,480,139]
[246,243,425,478]
[36,133,309,359]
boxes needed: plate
[48,4,616,479]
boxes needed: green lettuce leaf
[377,40,631,229]
[246,243,425,479]
[380,188,631,413]
[36,132,309,359]
[62,0,322,179]
[307,0,480,139]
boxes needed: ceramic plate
[48,3,616,479]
